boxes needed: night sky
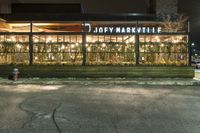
[179,0,200,49]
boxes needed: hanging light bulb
[76,43,79,46]
[52,56,55,60]
[87,47,91,52]
[71,44,75,48]
[102,43,106,48]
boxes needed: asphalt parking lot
[0,83,200,133]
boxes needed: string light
[34,38,39,43]
[7,38,12,42]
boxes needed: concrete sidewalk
[0,77,200,86]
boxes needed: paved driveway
[0,83,200,133]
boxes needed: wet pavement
[0,83,200,133]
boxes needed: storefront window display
[33,35,82,65]
[0,21,189,66]
[139,35,188,65]
[0,35,29,64]
[86,35,135,65]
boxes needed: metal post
[188,33,191,66]
[29,22,33,65]
[135,34,140,65]
[82,32,86,66]
[135,21,140,65]
[188,21,191,66]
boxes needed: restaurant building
[0,0,190,66]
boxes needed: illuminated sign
[93,27,162,34]
[83,23,162,34]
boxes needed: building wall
[0,0,178,15]
[156,0,178,15]
[0,0,149,14]
[0,0,11,13]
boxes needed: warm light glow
[87,47,91,52]
[155,36,160,42]
[61,45,65,50]
[38,29,44,32]
[87,37,92,42]
[11,36,16,42]
[76,43,79,46]
[71,44,75,48]
[46,37,52,43]
[102,43,106,47]
[7,38,12,42]
[161,44,164,47]
[16,44,21,49]
[34,38,39,43]
[33,23,52,26]
[9,23,30,26]
[146,38,150,42]
[129,36,135,43]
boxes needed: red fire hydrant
[12,68,19,81]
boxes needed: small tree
[161,14,188,32]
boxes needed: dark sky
[179,0,200,47]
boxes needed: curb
[0,78,200,86]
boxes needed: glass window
[139,35,188,65]
[86,35,135,65]
[0,35,29,64]
[33,35,82,65]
